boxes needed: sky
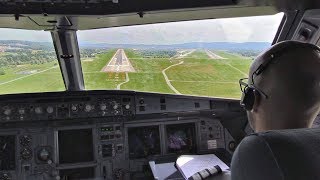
[0,13,283,45]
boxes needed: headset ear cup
[242,88,255,111]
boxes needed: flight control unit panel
[0,91,247,180]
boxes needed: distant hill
[79,42,271,51]
[0,40,271,51]
[0,40,54,50]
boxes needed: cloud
[0,29,51,42]
[0,13,284,45]
[78,13,283,44]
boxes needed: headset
[239,41,320,111]
[239,82,255,111]
[239,53,275,111]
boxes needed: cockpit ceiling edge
[0,6,277,30]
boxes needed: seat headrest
[231,128,320,180]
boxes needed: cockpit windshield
[0,29,65,94]
[78,13,284,99]
[0,13,283,98]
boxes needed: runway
[101,49,135,72]
[205,50,227,59]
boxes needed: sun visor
[0,15,53,30]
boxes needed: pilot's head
[240,41,320,132]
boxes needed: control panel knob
[3,108,11,116]
[38,148,50,162]
[114,110,120,115]
[85,104,92,112]
[46,106,54,114]
[71,105,78,112]
[229,141,236,152]
[20,135,32,146]
[20,148,32,160]
[139,99,144,104]
[0,173,11,180]
[113,104,119,110]
[18,108,25,115]
[125,104,130,110]
[35,107,43,114]
[100,104,107,111]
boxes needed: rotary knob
[46,106,54,114]
[229,141,236,152]
[18,108,25,115]
[35,107,43,114]
[3,108,11,116]
[20,148,32,160]
[38,148,50,162]
[100,104,107,111]
[125,104,130,110]
[71,105,78,112]
[20,135,32,146]
[0,173,11,180]
[113,104,119,110]
[114,110,120,115]
[85,104,92,112]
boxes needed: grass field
[165,50,251,98]
[122,50,175,93]
[0,49,252,99]
[0,62,65,94]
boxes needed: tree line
[135,50,177,58]
[0,50,57,67]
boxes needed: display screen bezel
[57,128,94,165]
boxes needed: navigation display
[58,129,94,164]
[166,123,196,153]
[128,126,160,159]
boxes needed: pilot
[238,40,320,132]
[231,41,320,180]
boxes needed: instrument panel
[0,91,246,180]
[0,94,134,122]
